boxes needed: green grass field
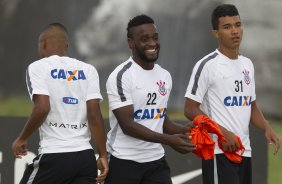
[267,120,282,184]
[1,95,281,184]
[0,94,32,116]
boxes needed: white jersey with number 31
[185,50,256,157]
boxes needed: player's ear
[128,38,133,49]
[212,30,219,39]
[42,39,47,50]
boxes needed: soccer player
[104,14,196,184]
[184,4,280,184]
[12,23,109,183]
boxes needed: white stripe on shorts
[27,154,43,184]
[214,156,218,184]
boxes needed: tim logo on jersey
[51,69,86,81]
[63,97,78,104]
[134,108,167,120]
[157,80,167,96]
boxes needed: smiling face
[212,15,243,52]
[128,23,160,68]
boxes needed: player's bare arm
[250,101,280,155]
[113,104,172,143]
[113,104,195,153]
[163,115,194,134]
[163,116,196,152]
[87,99,109,182]
[12,95,50,158]
[184,97,240,152]
[184,98,209,121]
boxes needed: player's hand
[183,122,196,140]
[265,125,280,155]
[12,138,28,158]
[220,131,240,152]
[96,156,109,183]
[167,134,196,154]
[183,122,196,133]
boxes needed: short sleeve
[26,62,49,100]
[185,60,210,103]
[86,65,103,101]
[106,66,133,110]
[250,61,256,102]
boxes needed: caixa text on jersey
[224,95,252,106]
[134,108,167,120]
[50,69,86,81]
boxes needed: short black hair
[127,14,154,38]
[43,22,68,34]
[211,4,240,30]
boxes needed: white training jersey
[106,57,172,163]
[185,49,256,157]
[26,55,102,154]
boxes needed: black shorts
[20,149,97,184]
[105,155,172,184]
[202,154,252,184]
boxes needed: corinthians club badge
[242,69,250,85]
[157,80,167,96]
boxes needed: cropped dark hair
[127,14,154,38]
[211,4,239,30]
[43,22,68,34]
